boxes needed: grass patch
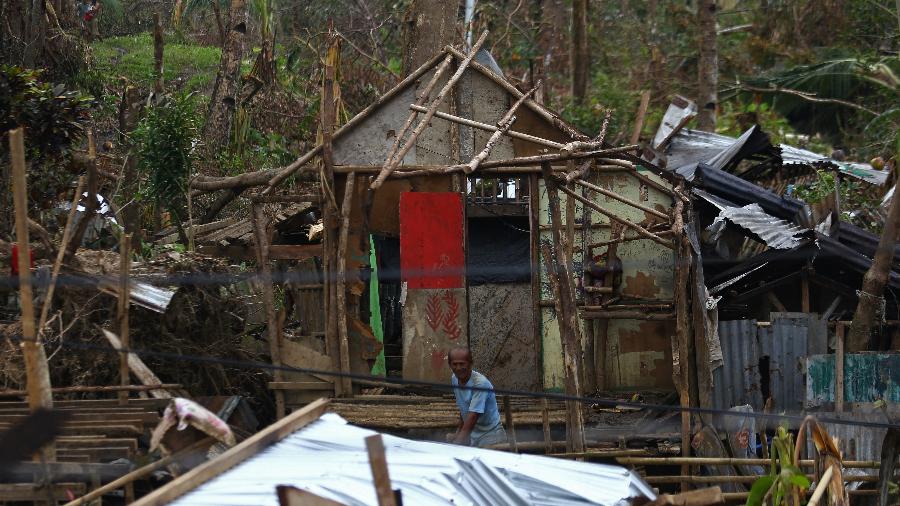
[92,33,221,92]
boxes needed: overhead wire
[4,332,900,432]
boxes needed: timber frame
[186,31,708,455]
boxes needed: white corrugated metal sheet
[171,413,655,506]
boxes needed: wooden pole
[581,175,596,395]
[63,437,215,506]
[807,465,835,506]
[464,85,538,173]
[539,162,585,454]
[574,178,669,220]
[672,182,693,493]
[558,185,674,249]
[116,233,132,405]
[541,397,552,454]
[252,204,286,417]
[100,329,173,399]
[153,12,164,94]
[336,174,355,397]
[36,176,85,336]
[364,434,397,506]
[629,90,651,146]
[835,323,845,413]
[409,104,565,149]
[9,128,55,461]
[528,174,543,380]
[502,395,518,452]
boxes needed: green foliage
[561,71,636,138]
[133,93,200,220]
[0,66,92,203]
[747,426,810,506]
[91,33,221,92]
[791,170,835,205]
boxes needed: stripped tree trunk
[203,0,247,148]
[401,0,457,74]
[697,0,718,131]
[570,0,589,102]
[847,175,900,351]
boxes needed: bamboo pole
[63,437,215,506]
[0,384,182,397]
[408,104,565,149]
[9,128,55,461]
[336,174,355,397]
[116,234,132,405]
[574,178,669,220]
[558,185,674,250]
[806,465,834,506]
[37,176,85,336]
[371,31,488,189]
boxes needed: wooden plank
[0,483,86,501]
[629,90,652,146]
[0,384,180,397]
[539,163,585,454]
[268,382,333,391]
[336,173,355,396]
[268,244,324,260]
[252,203,286,418]
[542,397,552,453]
[118,233,132,404]
[63,437,214,506]
[364,434,397,506]
[101,330,172,399]
[801,273,810,313]
[9,128,54,461]
[3,462,132,482]
[767,292,787,312]
[0,412,158,423]
[132,398,329,506]
[835,323,845,413]
[277,485,344,506]
[502,395,517,452]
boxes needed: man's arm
[452,412,480,445]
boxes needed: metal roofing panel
[759,314,809,413]
[779,144,888,185]
[712,319,764,411]
[171,413,654,506]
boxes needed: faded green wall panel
[806,353,900,406]
[538,169,676,391]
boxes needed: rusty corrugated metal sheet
[759,314,808,413]
[712,319,763,410]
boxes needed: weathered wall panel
[400,193,467,382]
[807,353,900,406]
[712,319,763,410]
[468,283,540,391]
[539,169,676,391]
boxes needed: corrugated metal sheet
[712,319,763,411]
[759,314,808,413]
[171,413,655,506]
[806,353,900,407]
[779,144,888,185]
[695,189,811,250]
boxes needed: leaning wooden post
[540,162,585,454]
[672,181,693,492]
[336,174,355,397]
[252,204,285,418]
[116,233,132,405]
[364,434,397,506]
[9,128,55,461]
[502,395,518,452]
[541,397,552,454]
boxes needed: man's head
[447,347,473,384]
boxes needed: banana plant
[747,426,811,506]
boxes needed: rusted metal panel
[712,319,763,410]
[468,283,540,391]
[807,353,900,407]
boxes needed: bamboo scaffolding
[371,31,488,189]
[558,185,674,250]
